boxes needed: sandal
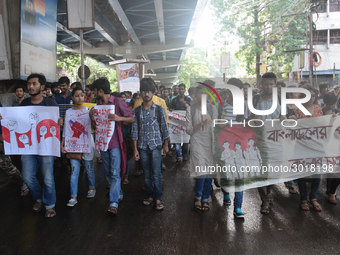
[288,186,297,194]
[194,198,202,212]
[300,201,310,211]
[45,208,56,218]
[310,199,322,212]
[328,194,337,204]
[122,177,129,185]
[143,197,153,206]
[97,157,103,164]
[21,185,29,197]
[260,200,270,214]
[33,202,43,212]
[107,206,117,214]
[201,202,210,212]
[267,193,274,206]
[155,200,164,211]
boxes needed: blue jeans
[21,155,56,209]
[70,159,95,198]
[101,147,123,208]
[222,189,244,209]
[298,176,321,201]
[195,177,212,203]
[139,147,163,200]
[175,143,188,159]
[124,158,131,177]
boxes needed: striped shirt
[255,97,281,120]
[221,101,237,121]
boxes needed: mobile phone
[34,0,45,17]
[23,0,36,26]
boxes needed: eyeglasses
[141,91,153,95]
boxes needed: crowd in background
[2,72,340,219]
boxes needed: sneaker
[67,198,78,207]
[135,169,143,176]
[176,158,182,164]
[87,189,96,198]
[233,208,245,219]
[183,156,188,161]
[223,194,231,205]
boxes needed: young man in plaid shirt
[132,78,170,210]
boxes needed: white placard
[169,110,190,144]
[0,106,60,156]
[64,109,92,153]
[93,105,115,151]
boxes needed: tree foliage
[211,0,309,79]
[57,46,118,91]
[178,48,227,87]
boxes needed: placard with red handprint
[64,109,92,153]
[0,106,60,156]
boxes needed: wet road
[1,154,340,255]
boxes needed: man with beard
[132,78,169,211]
[20,73,62,218]
[55,76,72,104]
[50,82,60,99]
[12,85,26,106]
[84,85,93,103]
[171,85,179,100]
[89,77,134,215]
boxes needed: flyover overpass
[56,0,208,86]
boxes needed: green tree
[211,0,309,83]
[57,46,118,91]
[178,48,214,87]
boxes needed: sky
[193,3,217,49]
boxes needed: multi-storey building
[291,0,340,87]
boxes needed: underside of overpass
[56,0,208,86]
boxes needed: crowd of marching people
[1,71,340,219]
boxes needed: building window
[313,30,327,45]
[330,29,340,44]
[330,0,340,12]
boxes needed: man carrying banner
[90,78,134,215]
[132,78,170,211]
[20,73,62,218]
[218,78,246,218]
[251,72,286,215]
